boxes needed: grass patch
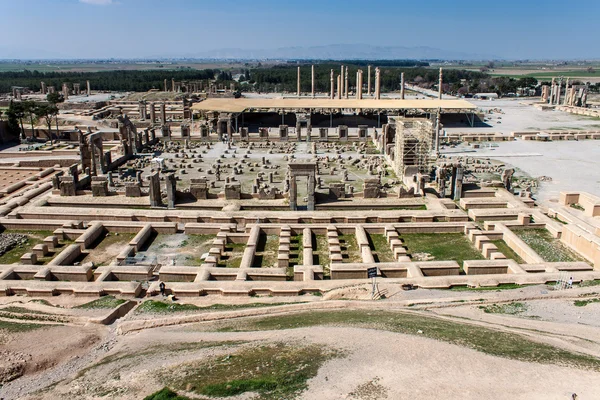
[570,203,585,211]
[512,228,584,262]
[449,283,529,291]
[74,295,126,310]
[0,320,47,333]
[163,343,339,400]
[254,235,280,268]
[580,280,600,287]
[144,387,191,400]
[217,242,245,268]
[401,233,485,268]
[491,240,525,263]
[479,302,528,315]
[574,298,600,307]
[368,234,395,263]
[338,234,361,263]
[202,310,600,371]
[135,300,199,314]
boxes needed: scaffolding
[393,117,435,178]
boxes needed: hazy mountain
[176,44,500,61]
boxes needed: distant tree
[34,103,59,144]
[22,100,37,138]
[46,91,64,104]
[10,101,26,140]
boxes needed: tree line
[0,69,234,93]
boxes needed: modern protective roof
[191,98,477,113]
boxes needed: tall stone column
[149,102,156,123]
[453,166,464,201]
[289,177,297,211]
[311,65,315,98]
[356,70,363,100]
[438,68,443,99]
[172,78,176,92]
[367,65,372,96]
[149,172,162,207]
[166,173,177,209]
[40,81,46,94]
[550,78,556,104]
[344,67,349,99]
[556,79,562,105]
[297,66,301,98]
[337,75,342,100]
[563,78,569,106]
[160,103,167,124]
[400,72,405,99]
[374,68,381,100]
[307,173,315,211]
[164,79,168,92]
[86,80,91,96]
[330,69,335,99]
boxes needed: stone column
[344,66,349,99]
[307,173,315,211]
[563,78,569,106]
[550,78,556,104]
[367,65,372,96]
[374,68,381,100]
[311,64,315,98]
[297,66,301,98]
[452,166,464,201]
[556,79,562,105]
[438,67,443,99]
[149,102,156,123]
[296,121,302,141]
[160,103,167,124]
[86,80,91,96]
[337,75,342,99]
[149,172,162,207]
[41,81,46,94]
[166,173,177,209]
[289,176,297,211]
[330,69,335,99]
[400,72,405,99]
[172,78,176,92]
[138,101,147,120]
[164,79,168,92]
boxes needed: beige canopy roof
[191,98,477,113]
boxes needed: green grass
[570,203,585,211]
[254,235,280,268]
[368,234,395,263]
[218,242,245,268]
[479,302,528,315]
[162,343,339,400]
[74,296,126,310]
[491,240,525,263]
[136,301,301,314]
[135,300,200,314]
[338,234,361,263]
[202,310,600,371]
[574,298,600,307]
[449,283,529,291]
[401,233,485,268]
[0,320,47,333]
[512,228,584,263]
[288,235,303,267]
[144,388,191,400]
[580,280,600,287]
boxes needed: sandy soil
[0,284,598,399]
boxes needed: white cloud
[79,0,115,5]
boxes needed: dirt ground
[0,283,597,399]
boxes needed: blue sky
[1,0,598,59]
